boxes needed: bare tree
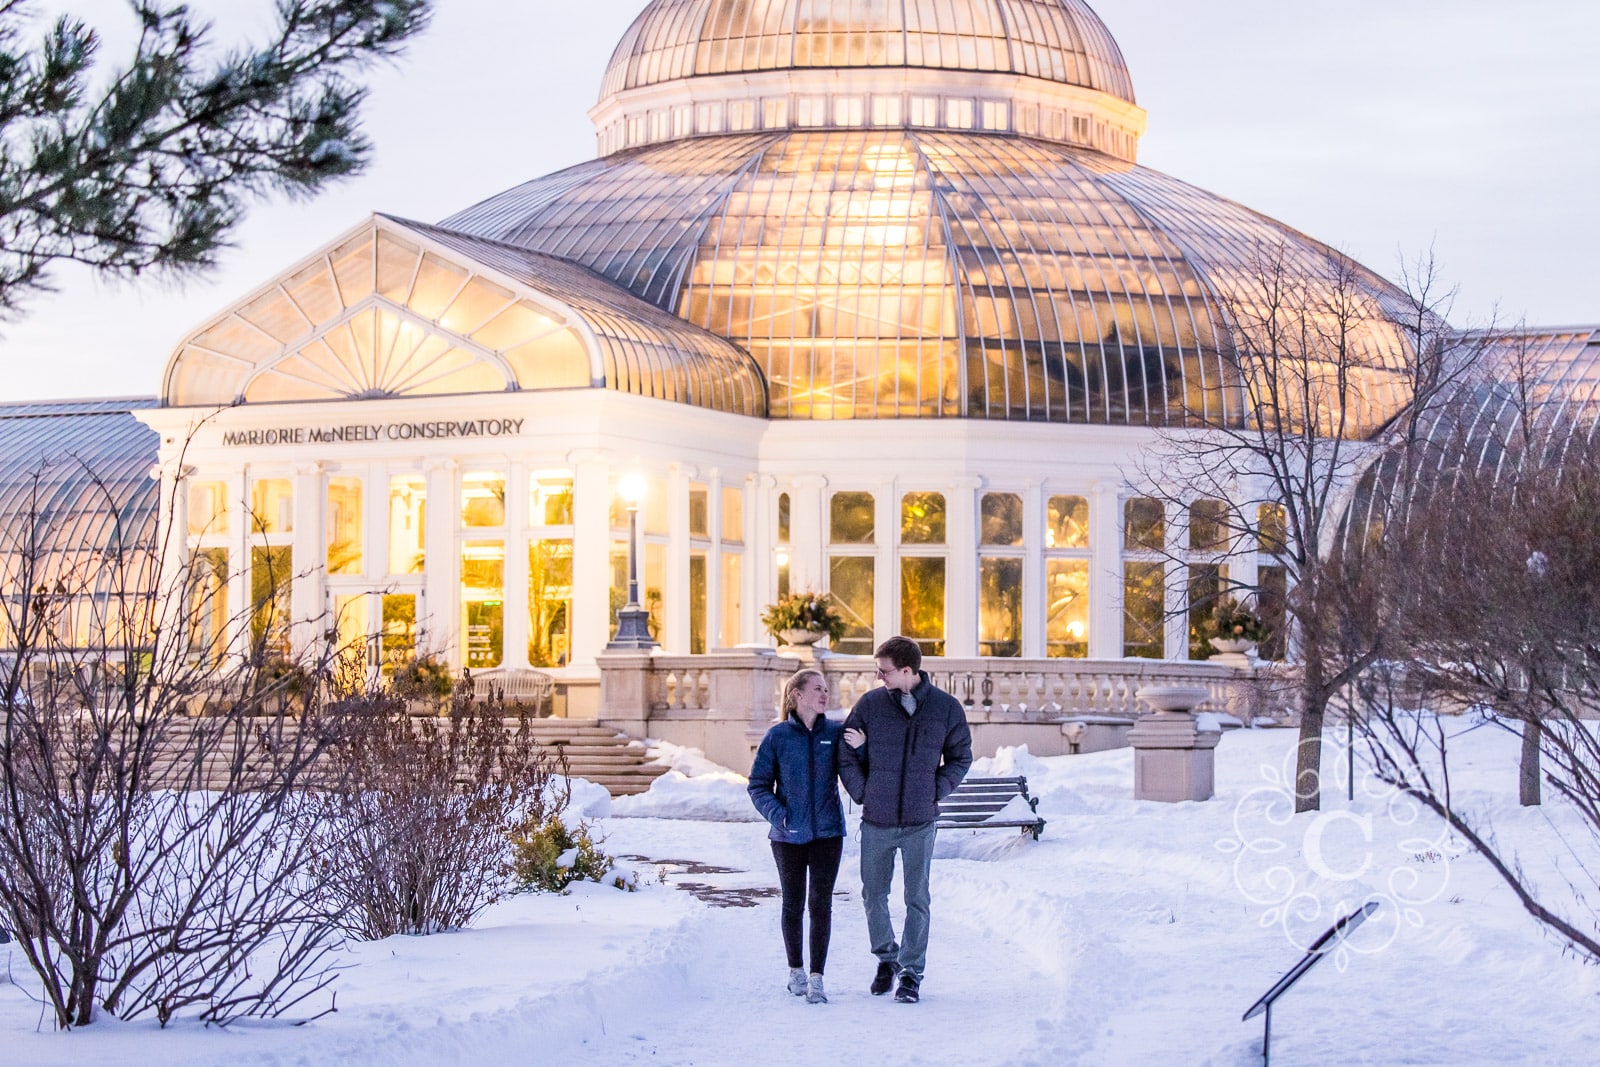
[0,460,361,1028]
[1143,242,1479,810]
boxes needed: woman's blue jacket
[747,712,846,844]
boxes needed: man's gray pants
[859,821,938,981]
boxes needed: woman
[747,668,860,1004]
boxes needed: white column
[567,449,612,670]
[226,469,249,665]
[1022,479,1045,658]
[1089,480,1123,659]
[1164,499,1187,660]
[874,482,895,642]
[945,476,981,657]
[705,468,722,650]
[789,475,827,594]
[154,461,190,645]
[665,463,692,653]
[502,461,530,668]
[422,459,456,662]
[289,461,323,659]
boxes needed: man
[839,635,972,1004]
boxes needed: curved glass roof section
[601,0,1137,103]
[0,401,160,631]
[442,130,1416,431]
[163,216,765,416]
[1342,327,1600,542]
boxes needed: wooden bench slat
[934,774,1046,840]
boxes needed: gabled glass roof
[162,216,766,416]
[443,129,1416,430]
[601,0,1137,103]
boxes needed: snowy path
[555,822,1071,1066]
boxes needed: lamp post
[607,472,657,650]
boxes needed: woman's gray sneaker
[787,968,807,996]
[807,973,827,1004]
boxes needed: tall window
[326,477,362,575]
[461,471,505,527]
[187,480,228,536]
[249,478,292,534]
[1045,495,1090,658]
[249,545,292,657]
[979,493,1023,657]
[900,492,946,656]
[1187,499,1230,658]
[461,541,504,668]
[689,482,711,653]
[829,491,875,655]
[1123,497,1165,658]
[528,473,573,667]
[188,548,228,662]
[388,475,426,575]
[776,491,791,598]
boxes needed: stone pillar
[501,461,531,669]
[567,449,613,670]
[289,461,323,658]
[1088,480,1123,659]
[666,463,692,653]
[1129,685,1220,802]
[1021,479,1045,658]
[946,476,981,657]
[422,459,457,661]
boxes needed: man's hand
[843,727,866,749]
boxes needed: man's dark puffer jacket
[747,712,846,843]
[839,672,972,828]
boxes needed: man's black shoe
[894,974,920,1004]
[870,960,899,995]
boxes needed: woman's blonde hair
[779,668,826,721]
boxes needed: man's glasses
[875,666,900,676]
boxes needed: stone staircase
[141,716,668,797]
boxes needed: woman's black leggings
[770,836,844,974]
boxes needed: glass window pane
[333,593,368,664]
[1189,499,1228,552]
[1046,558,1089,658]
[531,474,574,526]
[979,557,1022,656]
[777,492,791,543]
[381,593,416,671]
[689,486,709,537]
[188,547,228,661]
[719,553,742,648]
[461,472,505,527]
[1188,563,1225,659]
[828,555,875,655]
[249,479,293,535]
[1125,497,1164,551]
[1123,560,1164,659]
[981,493,1023,545]
[528,538,572,667]
[1046,495,1089,549]
[388,475,426,575]
[721,486,743,542]
[249,545,292,657]
[461,540,504,668]
[187,480,228,536]
[830,491,875,543]
[901,556,946,656]
[901,492,946,544]
[1258,565,1288,661]
[689,553,707,654]
[327,477,363,575]
[1258,503,1288,555]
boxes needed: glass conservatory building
[7,0,1597,687]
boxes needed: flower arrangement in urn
[1209,597,1269,649]
[760,591,846,647]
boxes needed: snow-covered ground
[6,724,1599,1066]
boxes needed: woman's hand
[843,727,865,749]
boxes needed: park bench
[935,776,1046,840]
[467,668,555,716]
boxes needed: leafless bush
[309,692,568,939]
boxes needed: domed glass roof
[601,0,1136,103]
[444,129,1417,430]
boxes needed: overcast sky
[7,0,1597,401]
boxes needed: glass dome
[601,0,1137,102]
[444,128,1418,431]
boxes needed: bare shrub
[310,693,568,939]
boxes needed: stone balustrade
[597,648,1284,771]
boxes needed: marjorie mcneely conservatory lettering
[221,417,526,447]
